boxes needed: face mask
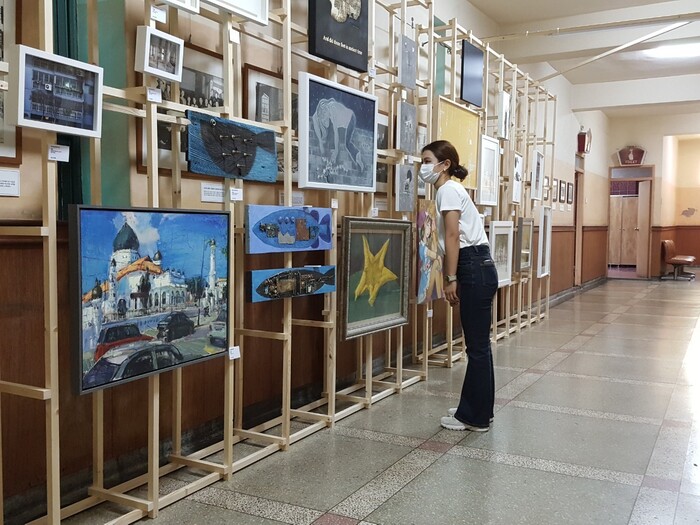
[419,162,441,184]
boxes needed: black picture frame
[460,40,484,107]
[308,0,369,72]
[567,182,574,204]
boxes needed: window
[155,346,178,367]
[123,352,154,378]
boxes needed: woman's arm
[442,209,460,305]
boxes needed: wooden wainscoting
[581,226,608,284]
[550,226,575,295]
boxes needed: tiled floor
[66,275,700,524]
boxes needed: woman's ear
[442,159,452,171]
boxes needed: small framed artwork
[375,111,390,192]
[530,149,544,201]
[489,221,513,288]
[14,45,104,138]
[245,204,332,254]
[552,178,559,203]
[395,164,415,212]
[247,266,335,302]
[398,35,417,89]
[341,217,411,340]
[477,134,500,207]
[0,0,21,164]
[135,26,185,83]
[511,151,523,204]
[496,90,511,140]
[460,40,484,107]
[160,0,200,13]
[396,100,417,154]
[69,206,231,394]
[308,0,368,72]
[514,217,533,273]
[544,176,550,201]
[298,72,377,192]
[537,206,552,278]
[416,200,444,304]
[567,182,574,204]
[204,0,269,25]
[559,179,567,203]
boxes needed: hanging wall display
[435,97,479,189]
[135,26,185,83]
[489,221,513,288]
[559,180,567,203]
[69,206,231,394]
[245,204,332,254]
[460,40,484,108]
[552,178,559,203]
[397,100,417,154]
[531,149,544,201]
[376,111,390,192]
[13,44,104,138]
[537,206,552,278]
[307,0,368,72]
[204,0,269,25]
[0,0,20,164]
[298,72,377,192]
[398,35,417,89]
[477,135,500,207]
[567,182,574,204]
[514,217,533,272]
[160,0,200,13]
[496,90,511,140]
[416,200,444,304]
[186,110,277,182]
[511,151,523,204]
[544,176,550,201]
[341,217,411,340]
[395,164,415,212]
[248,266,335,302]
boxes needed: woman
[419,140,498,432]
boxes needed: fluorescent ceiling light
[644,43,700,59]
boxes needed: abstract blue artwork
[186,110,277,182]
[245,204,333,254]
[248,266,336,303]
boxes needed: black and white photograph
[16,44,103,138]
[538,205,552,277]
[376,111,390,192]
[511,151,523,204]
[308,0,369,72]
[395,164,415,212]
[398,35,417,89]
[531,149,544,201]
[299,72,377,192]
[496,90,511,140]
[397,100,417,155]
[135,26,184,83]
[476,134,499,207]
[205,0,269,25]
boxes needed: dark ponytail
[421,139,469,181]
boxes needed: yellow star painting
[354,236,398,306]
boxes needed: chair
[661,240,696,280]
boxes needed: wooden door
[608,196,622,265]
[637,181,651,277]
[620,196,638,265]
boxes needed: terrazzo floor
[65,274,700,524]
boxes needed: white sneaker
[440,416,489,432]
[447,407,494,423]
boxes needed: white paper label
[484,208,492,216]
[229,346,241,360]
[511,210,516,216]
[146,87,163,103]
[375,197,388,211]
[201,182,224,203]
[278,190,305,206]
[560,203,565,212]
[331,198,339,209]
[0,80,8,91]
[427,309,434,318]
[48,145,70,162]
[0,169,20,197]
[567,204,572,212]
[368,67,377,78]
[402,214,408,221]
[150,5,167,23]
[230,187,243,201]
[229,28,240,44]
[370,207,379,217]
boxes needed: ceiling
[466,0,700,117]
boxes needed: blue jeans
[454,244,498,427]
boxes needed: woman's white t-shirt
[435,179,489,255]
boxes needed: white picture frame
[0,0,20,163]
[203,0,269,25]
[160,0,200,14]
[477,134,500,207]
[489,221,513,288]
[135,26,185,83]
[13,44,104,138]
[537,205,552,278]
[531,149,544,201]
[376,111,390,192]
[496,90,511,140]
[299,72,377,192]
[515,217,533,273]
[511,151,523,204]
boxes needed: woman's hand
[444,281,459,306]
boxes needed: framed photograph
[460,40,484,107]
[396,100,417,154]
[416,200,444,304]
[298,72,377,192]
[341,217,411,340]
[434,96,480,189]
[247,266,335,302]
[69,206,231,394]
[530,149,544,201]
[496,90,511,140]
[514,217,533,273]
[552,178,559,203]
[242,63,298,181]
[308,0,368,72]
[14,44,103,138]
[135,26,184,83]
[537,205,552,278]
[398,35,417,89]
[160,0,200,13]
[0,0,21,164]
[544,175,550,201]
[489,221,513,288]
[567,182,574,204]
[375,111,390,192]
[245,204,332,254]
[559,178,567,203]
[204,0,269,25]
[477,134,500,207]
[511,151,523,204]
[395,164,415,212]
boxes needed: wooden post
[147,376,159,518]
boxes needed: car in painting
[94,323,153,362]
[157,311,195,341]
[208,309,227,351]
[82,341,184,389]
